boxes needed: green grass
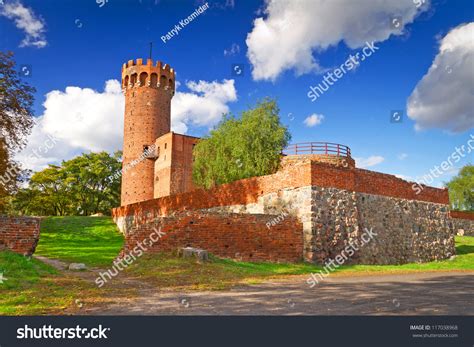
[123,236,474,290]
[36,216,124,267]
[1,215,473,313]
[0,251,76,315]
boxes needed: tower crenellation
[121,59,175,95]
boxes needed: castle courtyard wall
[112,158,468,265]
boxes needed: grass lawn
[1,216,473,313]
[36,216,124,267]
[0,251,85,315]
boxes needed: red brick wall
[113,158,448,219]
[0,216,41,255]
[309,162,448,204]
[122,212,303,262]
[451,211,474,221]
[113,158,311,218]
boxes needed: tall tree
[447,164,474,211]
[193,99,291,189]
[11,151,122,216]
[0,51,35,152]
[0,51,36,212]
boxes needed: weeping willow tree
[192,99,291,189]
[446,164,474,211]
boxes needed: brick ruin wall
[121,211,303,262]
[0,216,41,255]
[112,158,471,264]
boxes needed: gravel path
[81,271,474,316]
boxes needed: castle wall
[451,211,474,236]
[0,216,41,255]
[154,133,199,199]
[120,211,303,262]
[112,158,460,265]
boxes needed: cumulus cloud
[0,0,47,48]
[355,155,385,168]
[16,80,124,171]
[303,113,324,127]
[171,79,237,133]
[16,79,237,171]
[246,0,430,81]
[407,22,474,133]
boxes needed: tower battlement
[121,58,175,94]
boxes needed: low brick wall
[0,216,41,255]
[121,211,303,262]
[451,211,474,236]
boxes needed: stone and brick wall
[121,211,303,262]
[113,157,460,265]
[451,211,474,236]
[0,216,41,255]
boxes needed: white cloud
[224,43,240,56]
[398,153,408,160]
[16,80,124,171]
[0,0,47,48]
[246,0,430,81]
[303,113,324,127]
[16,79,237,171]
[355,155,385,168]
[407,22,474,133]
[171,79,237,133]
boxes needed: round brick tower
[121,58,175,206]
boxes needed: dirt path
[34,256,473,315]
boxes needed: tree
[11,151,122,216]
[193,99,291,189]
[0,51,36,212]
[447,164,474,211]
[0,51,35,152]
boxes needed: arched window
[139,72,148,86]
[168,79,175,90]
[124,75,129,88]
[160,75,167,87]
[151,73,158,87]
[130,73,138,86]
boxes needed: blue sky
[0,0,473,187]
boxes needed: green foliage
[0,51,35,213]
[11,151,122,216]
[36,216,124,267]
[447,164,474,211]
[192,99,291,189]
